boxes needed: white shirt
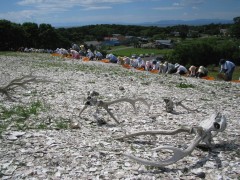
[87,51,94,58]
[176,65,188,73]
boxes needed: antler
[175,97,198,112]
[163,97,197,113]
[104,98,150,114]
[117,126,202,167]
[118,112,227,167]
[0,73,49,100]
[79,95,150,124]
[122,127,203,167]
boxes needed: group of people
[55,44,104,61]
[115,56,210,78]
[112,56,235,81]
[54,44,236,81]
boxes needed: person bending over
[219,59,235,81]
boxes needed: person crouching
[219,59,235,81]
[197,66,208,78]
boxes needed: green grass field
[107,46,173,57]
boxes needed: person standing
[219,59,235,81]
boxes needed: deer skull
[117,112,227,167]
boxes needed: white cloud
[179,0,205,6]
[83,6,112,10]
[15,0,134,13]
[153,6,182,10]
[4,0,134,23]
[173,3,180,6]
[17,0,133,7]
[17,0,44,5]
[1,0,237,25]
[0,10,41,23]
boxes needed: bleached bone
[0,73,49,100]
[163,97,197,113]
[79,93,150,124]
[93,111,107,125]
[163,98,174,113]
[87,90,99,97]
[118,112,226,167]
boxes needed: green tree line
[168,17,240,66]
[0,17,240,65]
[169,38,240,66]
[0,20,70,50]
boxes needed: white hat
[164,61,168,66]
[174,63,180,68]
[198,66,204,72]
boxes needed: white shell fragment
[0,53,239,179]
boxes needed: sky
[0,0,239,27]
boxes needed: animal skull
[117,112,227,167]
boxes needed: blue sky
[0,0,239,26]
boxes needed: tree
[38,23,58,49]
[230,16,240,38]
[172,25,189,39]
[171,38,240,66]
[22,22,39,47]
[0,20,25,50]
[233,16,240,24]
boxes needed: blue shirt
[106,54,118,63]
[220,61,235,73]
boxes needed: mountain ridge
[139,19,233,27]
[53,19,233,28]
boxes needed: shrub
[171,38,240,66]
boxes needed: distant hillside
[139,19,233,27]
